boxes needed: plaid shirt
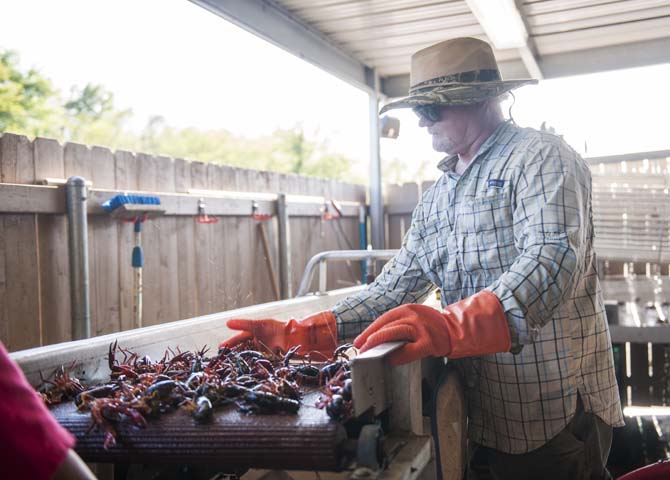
[333,121,624,453]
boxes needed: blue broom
[103,194,163,328]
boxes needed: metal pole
[296,249,398,296]
[359,205,368,283]
[66,176,91,340]
[318,259,328,294]
[369,75,385,249]
[277,193,292,299]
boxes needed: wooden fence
[0,133,365,351]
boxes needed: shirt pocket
[456,191,517,277]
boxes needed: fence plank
[34,137,70,345]
[0,133,35,183]
[0,134,41,350]
[232,167,255,307]
[135,153,161,327]
[114,150,139,332]
[88,146,120,336]
[191,161,215,315]
[651,343,669,405]
[221,166,241,308]
[154,155,179,326]
[174,158,197,319]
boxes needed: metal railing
[296,249,398,296]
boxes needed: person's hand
[220,311,338,357]
[52,449,96,480]
[353,290,511,365]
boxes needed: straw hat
[380,37,537,114]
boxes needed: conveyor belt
[51,390,347,470]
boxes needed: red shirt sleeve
[0,342,76,480]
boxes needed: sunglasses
[413,104,443,122]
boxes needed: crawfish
[39,362,85,405]
[88,398,148,449]
[108,341,139,380]
[240,390,299,414]
[75,384,119,408]
[191,396,213,423]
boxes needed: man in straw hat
[222,37,623,479]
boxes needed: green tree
[145,123,359,182]
[62,83,134,148]
[0,49,360,183]
[0,50,62,137]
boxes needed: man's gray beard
[433,136,455,154]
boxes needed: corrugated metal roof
[275,0,670,81]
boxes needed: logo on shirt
[488,179,505,188]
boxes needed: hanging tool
[102,194,164,329]
[252,201,280,301]
[131,217,145,328]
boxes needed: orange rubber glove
[353,290,511,365]
[220,311,338,358]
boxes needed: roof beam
[464,0,543,79]
[381,37,670,98]
[514,0,543,79]
[189,0,374,93]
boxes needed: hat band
[410,69,501,94]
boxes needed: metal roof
[192,0,670,97]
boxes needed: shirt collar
[437,120,514,173]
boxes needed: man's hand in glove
[220,311,338,358]
[353,290,511,365]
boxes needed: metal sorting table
[50,390,346,470]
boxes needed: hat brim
[379,79,538,115]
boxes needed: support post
[359,204,368,283]
[277,193,292,299]
[318,259,328,294]
[368,71,385,250]
[66,176,91,340]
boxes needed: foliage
[0,51,62,137]
[0,49,361,183]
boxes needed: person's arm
[221,201,435,351]
[51,449,96,480]
[0,342,95,480]
[332,201,436,341]
[489,137,590,350]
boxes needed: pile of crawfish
[37,341,355,449]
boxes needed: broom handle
[134,266,143,328]
[133,219,144,329]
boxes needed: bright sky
[2,0,669,183]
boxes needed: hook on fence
[322,199,342,220]
[120,215,147,224]
[196,198,218,224]
[251,200,273,221]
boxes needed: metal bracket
[349,342,403,417]
[356,424,385,470]
[197,197,219,224]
